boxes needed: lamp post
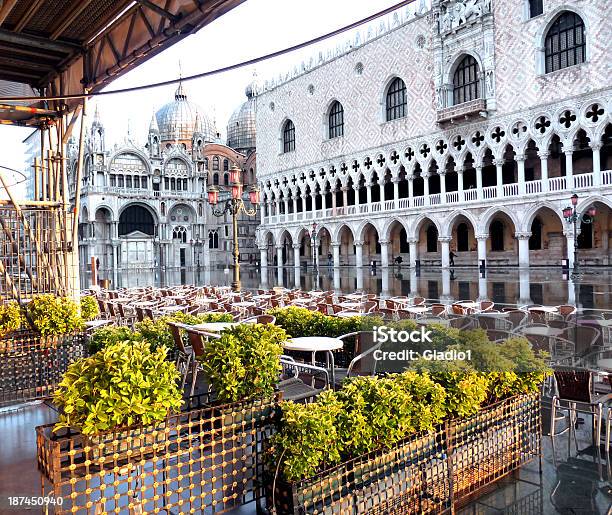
[562,193,596,274]
[310,222,318,272]
[207,164,260,291]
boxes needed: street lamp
[207,164,259,291]
[562,193,596,273]
[310,222,318,272]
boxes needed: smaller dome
[227,92,256,151]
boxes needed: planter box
[0,331,86,407]
[268,393,541,514]
[37,393,280,514]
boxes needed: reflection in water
[83,265,612,308]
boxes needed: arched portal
[388,220,409,264]
[119,205,155,236]
[336,225,355,266]
[361,223,380,265]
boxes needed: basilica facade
[255,0,612,272]
[71,81,259,284]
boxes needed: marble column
[284,199,289,216]
[410,268,419,295]
[494,158,504,197]
[409,239,418,267]
[381,267,390,298]
[259,246,268,268]
[331,189,337,212]
[311,193,317,213]
[423,172,430,205]
[475,166,483,199]
[321,193,327,212]
[276,244,283,268]
[366,183,372,205]
[440,237,451,268]
[565,230,576,269]
[294,265,301,288]
[516,155,526,195]
[333,267,341,292]
[332,242,341,268]
[392,178,399,204]
[380,239,390,268]
[342,187,348,208]
[476,234,487,267]
[407,176,414,206]
[564,150,574,189]
[517,232,531,268]
[519,269,531,306]
[592,143,602,186]
[293,243,300,269]
[478,273,488,301]
[456,167,464,201]
[355,241,364,268]
[441,269,452,300]
[538,151,549,192]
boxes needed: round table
[402,306,429,314]
[344,293,365,300]
[158,305,186,313]
[477,311,510,317]
[283,336,343,385]
[417,317,450,326]
[307,291,326,297]
[457,301,479,310]
[520,326,563,337]
[253,294,272,300]
[339,302,362,310]
[292,298,313,305]
[336,311,367,318]
[193,322,239,332]
[528,306,558,313]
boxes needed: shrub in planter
[394,370,447,431]
[89,325,142,354]
[270,390,344,482]
[135,317,175,350]
[0,301,23,338]
[200,323,287,402]
[53,341,182,435]
[26,294,83,337]
[79,296,99,321]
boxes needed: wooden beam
[136,0,180,22]
[14,0,46,32]
[0,0,19,26]
[0,27,78,53]
[50,0,94,40]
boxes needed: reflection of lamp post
[207,164,260,291]
[562,193,596,274]
[310,222,318,272]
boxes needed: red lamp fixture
[231,183,243,200]
[207,186,219,205]
[248,186,260,205]
[229,164,240,185]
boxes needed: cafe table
[192,322,239,333]
[283,336,343,385]
[338,301,363,311]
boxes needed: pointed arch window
[545,12,585,73]
[283,120,295,153]
[490,220,505,251]
[426,225,438,253]
[453,55,480,105]
[328,101,344,139]
[529,218,543,250]
[212,156,220,170]
[386,78,406,121]
[457,223,469,252]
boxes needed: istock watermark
[371,325,472,362]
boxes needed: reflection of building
[255,0,612,270]
[70,80,259,280]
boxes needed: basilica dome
[156,82,217,143]
[226,82,257,151]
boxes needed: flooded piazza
[83,264,612,311]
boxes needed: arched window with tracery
[453,55,480,105]
[328,101,344,139]
[283,120,295,153]
[385,78,406,121]
[545,12,585,73]
[172,226,187,244]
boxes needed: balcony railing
[263,171,612,225]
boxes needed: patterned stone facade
[254,0,612,271]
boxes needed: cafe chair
[278,356,329,403]
[332,331,382,387]
[243,314,276,325]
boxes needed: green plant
[172,311,234,325]
[135,317,175,350]
[53,341,183,435]
[200,323,287,402]
[394,370,447,431]
[89,325,142,354]
[270,390,344,482]
[79,296,99,321]
[0,301,23,337]
[26,294,83,337]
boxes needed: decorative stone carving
[439,0,492,33]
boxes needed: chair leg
[180,353,192,392]
[189,362,198,398]
[550,396,558,466]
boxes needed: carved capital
[475,234,489,241]
[438,237,452,243]
[515,232,532,240]
[354,241,364,247]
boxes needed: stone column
[293,243,301,269]
[355,241,364,268]
[311,193,317,213]
[332,242,341,268]
[516,154,526,195]
[440,237,451,268]
[591,143,602,186]
[393,178,399,202]
[331,189,337,212]
[538,151,549,192]
[476,234,487,267]
[353,186,360,206]
[439,171,447,204]
[407,176,414,206]
[380,181,386,203]
[565,230,575,269]
[259,245,268,268]
[410,268,419,295]
[342,186,348,208]
[276,244,283,268]
[112,243,119,286]
[516,232,531,268]
[381,267,390,298]
[408,239,418,267]
[294,265,301,288]
[519,269,531,306]
[380,239,390,268]
[321,193,327,212]
[478,273,488,301]
[441,269,452,300]
[423,172,430,205]
[284,199,289,215]
[494,158,504,197]
[366,183,372,205]
[333,267,341,291]
[564,150,574,189]
[475,166,483,199]
[456,167,464,201]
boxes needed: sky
[0,0,416,194]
